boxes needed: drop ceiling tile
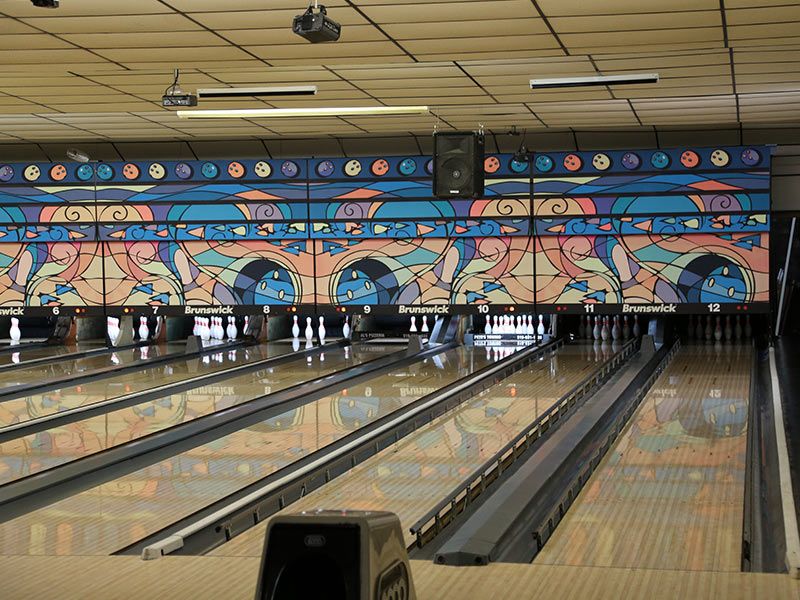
[535,0,717,16]
[6,0,170,17]
[20,14,201,34]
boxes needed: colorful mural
[0,146,771,314]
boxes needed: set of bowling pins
[291,315,328,344]
[193,316,238,342]
[408,316,430,334]
[578,315,639,342]
[483,314,545,337]
[688,314,751,342]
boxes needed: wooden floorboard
[1,555,797,600]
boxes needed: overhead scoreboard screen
[0,146,769,317]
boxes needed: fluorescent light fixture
[177,106,430,119]
[196,85,318,99]
[530,73,659,90]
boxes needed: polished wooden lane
[212,342,608,557]
[0,344,489,556]
[0,343,293,431]
[0,342,181,391]
[0,343,396,486]
[0,341,106,368]
[535,343,751,572]
[4,544,795,599]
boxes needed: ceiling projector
[293,4,341,43]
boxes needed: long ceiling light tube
[177,105,430,119]
[196,85,318,98]
[530,73,659,89]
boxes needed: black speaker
[255,510,416,600]
[433,131,484,199]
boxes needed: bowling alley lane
[0,342,183,392]
[0,344,494,556]
[0,342,295,432]
[0,343,396,486]
[212,342,605,557]
[0,341,106,368]
[534,344,751,572]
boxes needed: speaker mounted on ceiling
[433,131,485,199]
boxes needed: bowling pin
[216,316,224,340]
[592,316,601,341]
[577,316,585,339]
[714,316,723,341]
[633,315,641,338]
[410,316,418,333]
[9,317,20,344]
[745,315,752,339]
[515,315,523,334]
[695,316,703,339]
[611,315,621,341]
[192,317,199,337]
[200,318,210,342]
[305,317,314,342]
[139,316,149,341]
[735,315,743,340]
[527,315,535,335]
[227,316,237,340]
[484,315,492,335]
[622,315,631,340]
[600,316,610,341]
[318,316,326,344]
[292,315,300,339]
[704,315,712,341]
[421,315,429,333]
[244,315,250,336]
[537,314,545,338]
[342,316,351,339]
[724,315,732,342]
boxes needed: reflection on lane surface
[212,343,605,557]
[0,343,295,431]
[0,344,496,556]
[534,343,751,572]
[0,341,106,368]
[0,343,395,485]
[0,342,183,391]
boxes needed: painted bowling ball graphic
[741,147,761,166]
[344,159,362,177]
[253,161,271,178]
[371,158,390,176]
[96,163,114,181]
[484,156,501,174]
[148,163,166,179]
[76,164,94,181]
[316,160,335,177]
[0,165,13,182]
[621,152,641,170]
[592,153,611,171]
[49,164,67,181]
[681,255,748,304]
[680,150,700,168]
[534,155,554,172]
[335,259,396,305]
[122,163,140,180]
[227,161,246,178]
[398,158,417,176]
[234,260,298,305]
[200,162,219,179]
[563,154,582,172]
[509,157,528,174]
[424,158,434,175]
[710,149,730,167]
[23,164,41,181]
[650,151,670,169]
[174,162,193,179]
[280,160,299,178]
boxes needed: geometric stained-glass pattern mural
[0,146,771,314]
